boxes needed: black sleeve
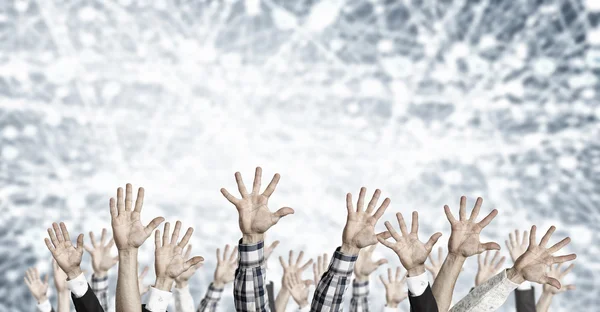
[141,304,169,312]
[266,281,276,312]
[515,288,536,312]
[70,284,105,312]
[409,285,439,312]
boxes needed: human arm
[275,250,313,312]
[475,251,505,286]
[111,184,165,312]
[350,245,387,312]
[379,267,408,310]
[431,196,500,312]
[86,228,118,312]
[535,263,576,312]
[311,187,390,312]
[220,167,295,311]
[196,244,238,312]
[25,267,53,312]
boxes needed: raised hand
[475,251,505,286]
[508,225,576,288]
[44,222,84,279]
[138,266,150,296]
[354,245,388,282]
[312,253,328,285]
[154,221,204,291]
[85,228,118,278]
[425,247,444,279]
[279,250,314,288]
[24,267,49,303]
[342,187,391,255]
[544,263,575,294]
[379,267,408,308]
[52,260,69,292]
[175,245,205,288]
[111,184,164,251]
[285,271,313,308]
[378,211,442,276]
[445,196,499,257]
[506,229,529,262]
[213,244,238,288]
[221,167,294,243]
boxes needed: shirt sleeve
[382,307,397,312]
[146,287,174,312]
[67,273,89,298]
[91,274,110,312]
[36,299,53,312]
[517,281,532,290]
[406,272,429,297]
[234,239,269,312]
[449,269,519,312]
[350,279,370,312]
[173,284,196,312]
[299,305,311,312]
[197,283,224,312]
[310,247,357,312]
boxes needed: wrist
[447,251,467,262]
[66,267,83,280]
[386,302,399,308]
[94,270,108,278]
[242,233,264,244]
[154,277,173,292]
[118,248,138,258]
[407,265,425,277]
[212,280,225,289]
[340,243,360,256]
[507,267,525,284]
[175,280,188,289]
[298,299,309,308]
[354,274,369,282]
[37,295,48,304]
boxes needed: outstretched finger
[539,226,556,248]
[134,187,145,213]
[125,183,133,211]
[548,237,571,254]
[220,188,238,204]
[514,230,520,248]
[356,187,366,212]
[107,238,115,249]
[372,198,390,220]
[47,227,59,246]
[494,256,506,271]
[365,189,381,214]
[109,198,117,218]
[262,173,280,198]
[459,196,467,221]
[84,244,93,253]
[89,231,97,248]
[477,209,498,229]
[478,242,500,253]
[184,245,192,259]
[377,234,395,249]
[53,223,64,243]
[279,256,287,269]
[469,197,483,221]
[117,187,124,213]
[100,228,107,246]
[552,254,577,264]
[59,222,71,243]
[395,266,401,281]
[216,248,222,263]
[346,193,354,215]
[154,229,161,248]
[560,263,575,278]
[385,221,402,241]
[162,222,170,246]
[410,211,419,235]
[529,225,537,248]
[170,221,182,245]
[252,167,262,194]
[76,234,84,252]
[300,259,314,272]
[388,267,393,282]
[444,205,457,223]
[438,246,443,264]
[235,172,249,197]
[376,258,388,267]
[229,246,238,262]
[521,230,529,247]
[144,217,165,237]
[178,227,194,248]
[272,207,294,223]
[424,232,443,251]
[379,274,387,285]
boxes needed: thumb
[544,276,561,289]
[183,256,204,270]
[563,284,576,291]
[478,242,500,253]
[43,274,49,284]
[272,207,294,222]
[375,258,388,267]
[425,232,443,250]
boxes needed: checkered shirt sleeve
[91,274,110,312]
[197,283,224,312]
[234,240,269,312]
[350,279,370,312]
[310,247,358,312]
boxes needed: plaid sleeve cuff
[206,282,224,301]
[352,279,369,298]
[238,239,265,269]
[91,274,109,290]
[329,247,357,276]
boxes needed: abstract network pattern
[0,0,598,311]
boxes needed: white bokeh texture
[0,0,599,311]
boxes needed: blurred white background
[0,0,599,311]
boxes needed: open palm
[343,188,390,251]
[44,222,84,277]
[221,168,294,236]
[110,184,165,250]
[445,197,499,257]
[154,221,203,280]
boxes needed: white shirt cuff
[67,273,89,298]
[517,281,532,290]
[383,306,398,312]
[36,299,52,312]
[298,305,311,312]
[146,287,173,312]
[407,272,429,297]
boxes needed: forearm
[449,270,518,312]
[234,239,269,311]
[275,289,291,312]
[350,279,369,312]
[197,282,224,312]
[310,247,357,312]
[116,249,141,312]
[431,253,466,312]
[535,292,553,312]
[57,291,71,312]
[91,274,110,312]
